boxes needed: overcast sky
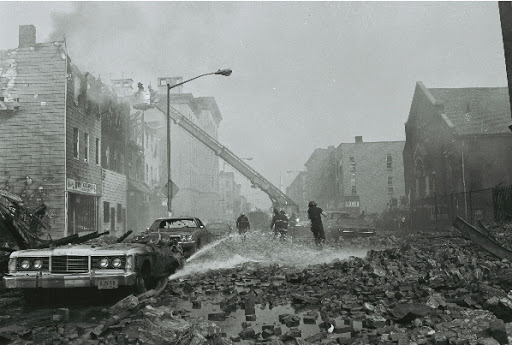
[0,1,508,208]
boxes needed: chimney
[19,25,36,48]
[355,136,363,143]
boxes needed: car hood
[10,243,148,257]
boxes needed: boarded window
[388,176,394,194]
[103,202,110,222]
[95,138,100,165]
[73,128,79,159]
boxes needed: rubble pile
[1,231,512,345]
[159,233,512,345]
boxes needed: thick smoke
[49,2,236,86]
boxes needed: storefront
[66,178,99,235]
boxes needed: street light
[166,69,232,215]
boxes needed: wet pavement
[1,228,512,344]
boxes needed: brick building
[334,137,406,216]
[286,171,308,214]
[0,25,130,238]
[289,138,405,216]
[303,146,336,211]
[404,82,512,227]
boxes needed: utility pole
[499,2,512,131]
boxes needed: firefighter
[236,212,250,240]
[278,210,289,240]
[270,209,288,241]
[308,201,326,246]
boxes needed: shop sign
[345,200,360,208]
[67,178,97,194]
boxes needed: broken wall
[0,43,68,239]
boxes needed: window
[103,202,110,222]
[117,204,122,222]
[160,79,167,86]
[386,154,392,169]
[95,138,100,165]
[388,176,394,194]
[73,128,79,159]
[349,157,356,173]
[351,178,357,194]
[84,132,89,162]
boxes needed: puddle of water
[174,297,323,339]
[169,230,368,280]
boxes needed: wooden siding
[101,169,127,237]
[0,43,67,239]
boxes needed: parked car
[136,217,211,257]
[324,211,376,241]
[206,221,234,239]
[3,233,184,301]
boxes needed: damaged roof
[428,86,512,136]
[0,41,67,111]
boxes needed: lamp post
[166,69,232,215]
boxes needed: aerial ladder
[153,102,299,215]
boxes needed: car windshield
[151,219,198,231]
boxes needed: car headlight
[111,257,122,268]
[20,259,31,270]
[32,259,43,270]
[99,258,109,268]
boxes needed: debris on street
[0,226,511,344]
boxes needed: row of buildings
[287,82,512,228]
[287,138,406,217]
[0,25,249,239]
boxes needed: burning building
[0,25,130,238]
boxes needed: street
[0,227,512,344]
[1,2,512,345]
